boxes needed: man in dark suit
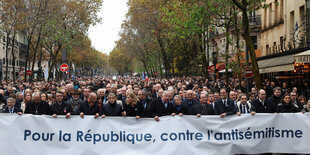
[50,91,73,118]
[182,90,199,115]
[236,94,255,116]
[79,92,100,119]
[2,98,22,114]
[149,91,173,121]
[214,88,236,117]
[100,93,124,117]
[251,89,277,113]
[194,93,213,117]
[25,92,50,115]
[138,89,152,117]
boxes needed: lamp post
[212,41,218,82]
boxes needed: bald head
[88,92,97,105]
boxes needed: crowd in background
[0,76,309,121]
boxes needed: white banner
[0,113,309,155]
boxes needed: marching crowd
[0,76,310,121]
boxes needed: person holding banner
[137,89,152,117]
[25,92,50,115]
[2,98,22,114]
[171,95,187,116]
[236,94,255,116]
[100,93,123,118]
[214,88,236,117]
[79,92,100,119]
[123,92,144,119]
[50,91,73,118]
[276,94,299,113]
[194,93,214,117]
[251,89,277,113]
[149,91,173,122]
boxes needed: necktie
[243,105,247,114]
[224,100,227,106]
[10,109,13,113]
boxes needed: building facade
[258,0,310,81]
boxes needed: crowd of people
[0,76,309,121]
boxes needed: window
[266,45,270,55]
[251,36,258,49]
[280,36,284,51]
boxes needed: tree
[231,0,266,89]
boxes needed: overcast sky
[88,0,129,55]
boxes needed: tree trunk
[232,0,262,89]
[225,26,230,83]
[11,32,16,82]
[5,32,11,82]
[234,5,242,89]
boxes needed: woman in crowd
[302,99,310,112]
[298,95,307,108]
[172,95,187,116]
[21,92,32,113]
[123,92,144,119]
[276,94,299,113]
[41,92,48,103]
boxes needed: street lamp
[212,41,217,82]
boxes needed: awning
[208,63,225,74]
[294,50,310,63]
[258,54,295,74]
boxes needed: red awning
[208,63,225,74]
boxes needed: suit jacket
[100,102,122,116]
[181,99,199,115]
[2,106,22,113]
[49,101,73,115]
[214,98,236,115]
[141,97,153,117]
[251,98,277,113]
[172,104,188,115]
[78,101,99,115]
[123,101,145,117]
[25,101,50,115]
[236,101,255,114]
[149,98,173,117]
[193,103,214,115]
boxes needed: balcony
[249,15,261,26]
[19,42,28,52]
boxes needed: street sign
[244,67,253,78]
[60,63,69,72]
[26,70,32,76]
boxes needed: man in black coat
[149,91,173,121]
[182,90,199,115]
[268,86,282,105]
[251,89,277,113]
[2,98,22,114]
[194,93,214,117]
[214,88,236,117]
[138,89,152,117]
[25,92,50,115]
[50,91,73,118]
[100,93,123,117]
[79,92,100,118]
